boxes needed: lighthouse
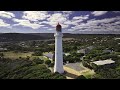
[54,23,64,74]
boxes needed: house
[115,38,120,40]
[43,52,54,60]
[63,52,70,56]
[77,49,88,54]
[77,48,91,54]
[43,52,70,61]
[35,46,39,47]
[77,46,94,54]
[80,56,86,60]
[92,59,115,66]
[87,46,94,50]
[103,49,112,53]
[0,48,7,51]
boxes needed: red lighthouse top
[56,23,62,32]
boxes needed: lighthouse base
[54,69,64,74]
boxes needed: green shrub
[33,58,44,64]
[76,75,86,79]
[32,51,43,56]
[45,60,51,65]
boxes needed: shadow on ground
[64,71,79,79]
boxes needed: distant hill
[0,33,47,42]
[0,33,120,42]
[0,33,75,42]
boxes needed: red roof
[56,23,62,31]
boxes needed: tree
[33,58,44,64]
[45,60,51,65]
[49,62,54,67]
[76,75,86,79]
[0,58,66,79]
[51,72,66,79]
[30,41,36,47]
[93,56,101,61]
[78,53,84,57]
[32,51,43,56]
[90,63,98,70]
[26,56,30,60]
[0,53,4,58]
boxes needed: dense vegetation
[1,33,120,79]
[76,75,86,79]
[63,52,84,63]
[0,58,66,79]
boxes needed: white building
[92,59,115,66]
[54,23,64,74]
[0,48,7,51]
[63,52,70,56]
[77,46,94,54]
[103,50,112,53]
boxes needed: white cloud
[70,16,120,32]
[47,13,69,28]
[22,11,50,21]
[20,11,73,29]
[73,15,89,20]
[12,18,43,29]
[113,11,120,13]
[62,11,73,13]
[47,28,53,31]
[63,20,72,24]
[92,11,108,16]
[46,12,89,29]
[70,15,89,25]
[47,13,67,23]
[62,11,73,17]
[0,11,15,18]
[42,27,49,28]
[53,11,73,17]
[87,16,120,25]
[0,19,11,27]
[3,11,119,33]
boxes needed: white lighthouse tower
[54,23,64,74]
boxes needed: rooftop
[43,52,53,59]
[92,59,115,66]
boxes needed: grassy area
[64,66,81,79]
[63,62,95,79]
[39,56,49,61]
[79,62,95,79]
[1,51,51,62]
[63,38,75,41]
[81,70,95,79]
[2,51,33,59]
[116,66,120,70]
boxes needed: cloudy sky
[0,11,120,33]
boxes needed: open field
[1,51,51,61]
[63,38,75,41]
[64,62,95,79]
[64,66,81,79]
[65,62,85,71]
[116,66,120,70]
[81,70,95,79]
[1,51,33,59]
